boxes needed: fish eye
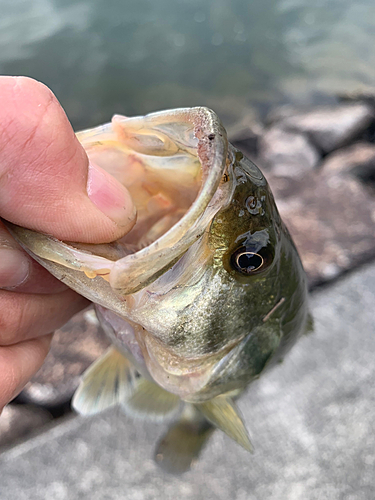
[230,245,273,275]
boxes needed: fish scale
[3,106,310,470]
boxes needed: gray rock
[338,90,375,109]
[0,404,52,450]
[1,263,375,499]
[258,126,320,178]
[19,308,110,408]
[268,103,374,154]
[265,104,300,124]
[227,116,264,158]
[268,172,375,286]
[321,142,375,184]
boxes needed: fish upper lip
[108,107,230,295]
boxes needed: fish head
[125,148,309,403]
[3,107,309,404]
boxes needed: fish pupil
[229,242,274,277]
[234,251,263,274]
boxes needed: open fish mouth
[5,107,233,303]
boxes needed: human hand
[0,76,135,411]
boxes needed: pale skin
[0,76,135,412]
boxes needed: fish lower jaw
[145,361,214,401]
[137,329,220,400]
[138,326,251,402]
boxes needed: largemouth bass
[5,107,310,468]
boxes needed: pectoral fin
[72,347,137,415]
[122,378,181,422]
[195,396,253,453]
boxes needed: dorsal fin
[195,396,253,452]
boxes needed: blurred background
[1,0,375,495]
[1,0,375,129]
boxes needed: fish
[4,107,311,471]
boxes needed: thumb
[0,76,135,243]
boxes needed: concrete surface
[1,263,375,500]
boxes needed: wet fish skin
[204,149,308,394]
[153,146,309,403]
[3,107,310,455]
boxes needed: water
[1,0,375,129]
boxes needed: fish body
[5,107,310,463]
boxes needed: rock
[321,142,375,185]
[227,116,264,158]
[338,89,375,109]
[0,404,52,449]
[265,104,299,125]
[18,308,110,408]
[268,103,374,154]
[269,172,375,286]
[261,103,375,286]
[258,126,320,178]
